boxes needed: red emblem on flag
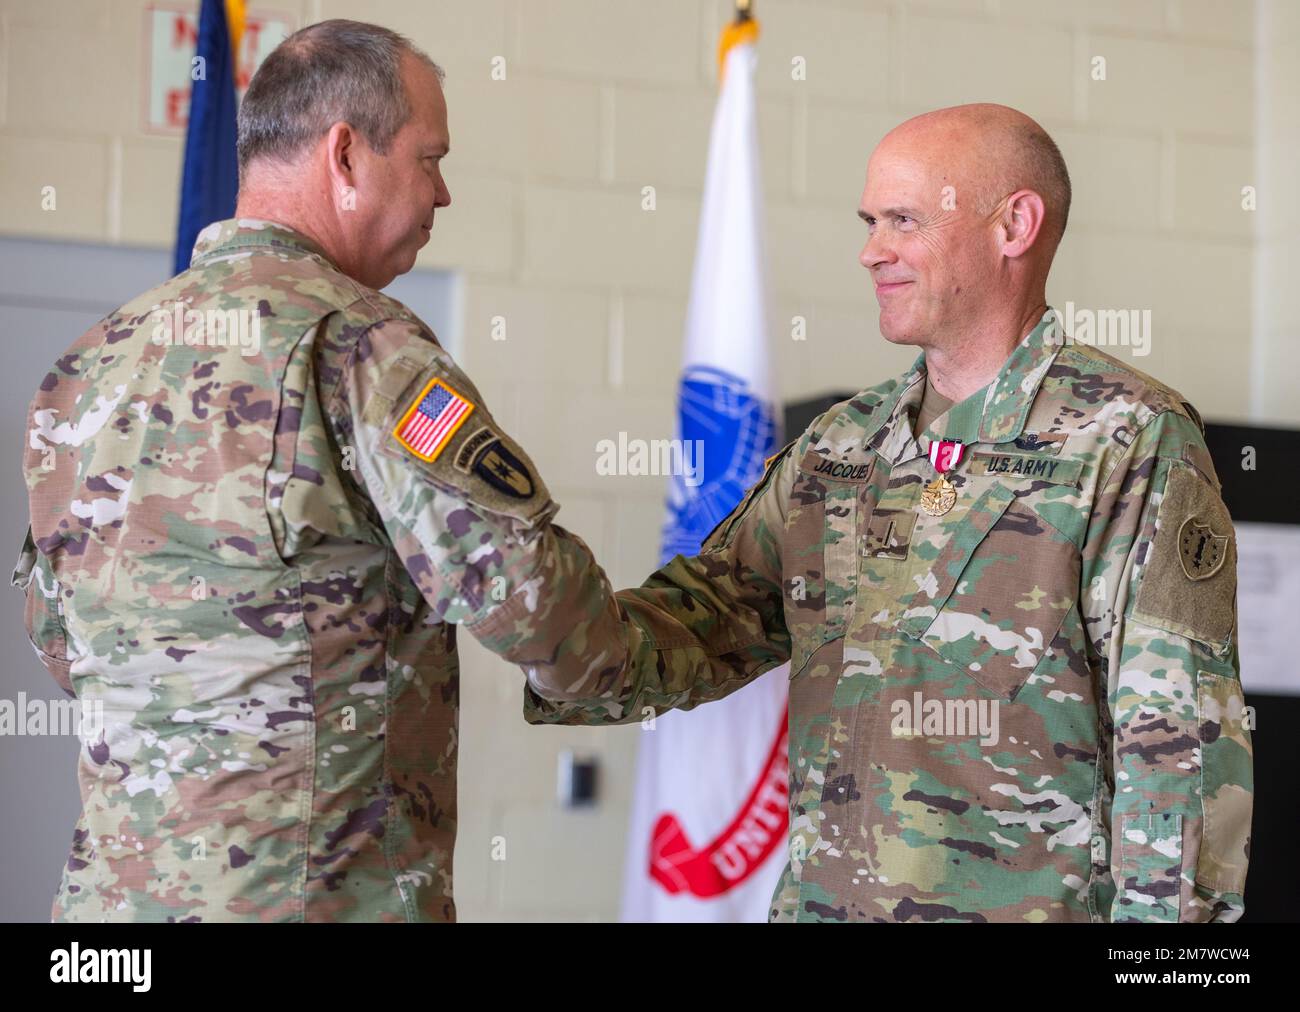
[648,718,789,898]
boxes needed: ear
[324,121,360,208]
[999,189,1045,259]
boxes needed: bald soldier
[11,19,606,922]
[519,104,1254,922]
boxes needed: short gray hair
[237,19,444,174]
[1018,123,1072,245]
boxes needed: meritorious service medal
[920,439,966,517]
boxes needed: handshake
[16,17,1250,925]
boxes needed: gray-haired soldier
[13,19,605,923]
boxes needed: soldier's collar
[863,308,1063,459]
[189,218,340,270]
[864,366,925,463]
[976,307,1063,443]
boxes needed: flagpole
[621,0,786,924]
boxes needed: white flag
[620,31,790,924]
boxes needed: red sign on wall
[144,3,294,133]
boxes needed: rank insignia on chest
[921,439,966,517]
[393,377,475,462]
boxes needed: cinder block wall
[0,0,1277,920]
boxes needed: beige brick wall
[1253,0,1300,424]
[0,0,1282,920]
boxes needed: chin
[369,256,412,290]
[397,243,422,274]
[878,315,917,347]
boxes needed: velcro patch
[969,452,1082,485]
[393,376,474,462]
[360,352,431,427]
[1132,463,1236,646]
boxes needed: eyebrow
[858,207,919,221]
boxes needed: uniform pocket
[1194,670,1252,897]
[1116,812,1183,922]
[783,473,858,675]
[12,528,75,696]
[897,487,1079,701]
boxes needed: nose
[859,228,894,272]
[436,172,451,210]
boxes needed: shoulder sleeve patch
[374,357,553,527]
[1132,462,1236,647]
[392,375,475,462]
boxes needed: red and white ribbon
[928,440,965,474]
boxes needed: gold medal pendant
[920,475,957,517]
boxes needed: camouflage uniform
[11,218,601,922]
[523,308,1253,923]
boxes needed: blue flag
[173,0,240,277]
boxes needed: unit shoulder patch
[469,438,536,500]
[1178,516,1229,581]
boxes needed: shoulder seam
[1058,345,1191,416]
[1097,406,1195,494]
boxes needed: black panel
[784,392,856,442]
[1204,423,1300,525]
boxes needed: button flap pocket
[898,486,1079,701]
[897,483,1016,639]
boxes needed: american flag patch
[392,377,475,461]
